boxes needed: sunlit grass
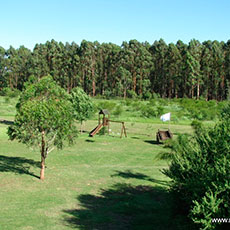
[0,116,193,229]
[0,96,212,229]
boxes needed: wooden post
[120,125,124,138]
[123,122,127,137]
[120,122,127,138]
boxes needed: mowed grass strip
[0,119,193,230]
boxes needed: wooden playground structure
[89,109,127,138]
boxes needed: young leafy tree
[8,76,77,180]
[70,87,94,132]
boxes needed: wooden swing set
[89,109,127,138]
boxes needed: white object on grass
[160,113,171,122]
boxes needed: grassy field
[0,96,195,230]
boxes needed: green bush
[148,99,156,107]
[141,105,157,118]
[142,91,152,100]
[152,93,160,99]
[127,90,137,99]
[124,98,132,106]
[175,98,219,121]
[112,105,123,117]
[0,87,11,96]
[104,89,113,99]
[0,87,20,97]
[164,109,230,229]
[158,98,169,106]
[4,97,10,104]
[156,106,164,117]
[96,101,117,112]
[131,101,142,111]
[190,120,202,131]
[192,190,229,230]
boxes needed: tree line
[1,38,230,100]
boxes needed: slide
[89,124,103,137]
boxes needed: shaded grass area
[111,170,168,186]
[0,155,40,179]
[64,184,174,230]
[63,170,194,230]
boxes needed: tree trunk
[139,73,143,95]
[40,131,46,180]
[197,80,200,99]
[191,83,194,98]
[92,80,95,97]
[67,76,70,93]
[133,73,136,93]
[40,154,45,180]
[124,87,127,99]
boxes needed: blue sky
[1,0,230,50]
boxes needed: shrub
[104,90,113,99]
[112,105,123,117]
[148,99,156,107]
[70,87,94,124]
[0,87,20,97]
[164,110,230,229]
[96,101,117,112]
[131,101,142,111]
[152,93,160,99]
[124,99,130,106]
[4,97,10,104]
[190,120,202,131]
[175,98,219,121]
[127,90,137,99]
[141,105,157,118]
[0,87,11,96]
[142,91,152,100]
[158,98,169,106]
[156,106,164,117]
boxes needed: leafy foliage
[70,87,94,123]
[8,76,77,179]
[163,105,230,229]
[1,39,230,101]
[9,75,77,149]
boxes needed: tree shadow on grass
[0,155,40,179]
[131,136,140,139]
[63,183,193,230]
[111,170,169,186]
[144,140,163,145]
[0,119,14,125]
[85,139,95,143]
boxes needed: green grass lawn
[0,116,193,230]
[0,96,198,229]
